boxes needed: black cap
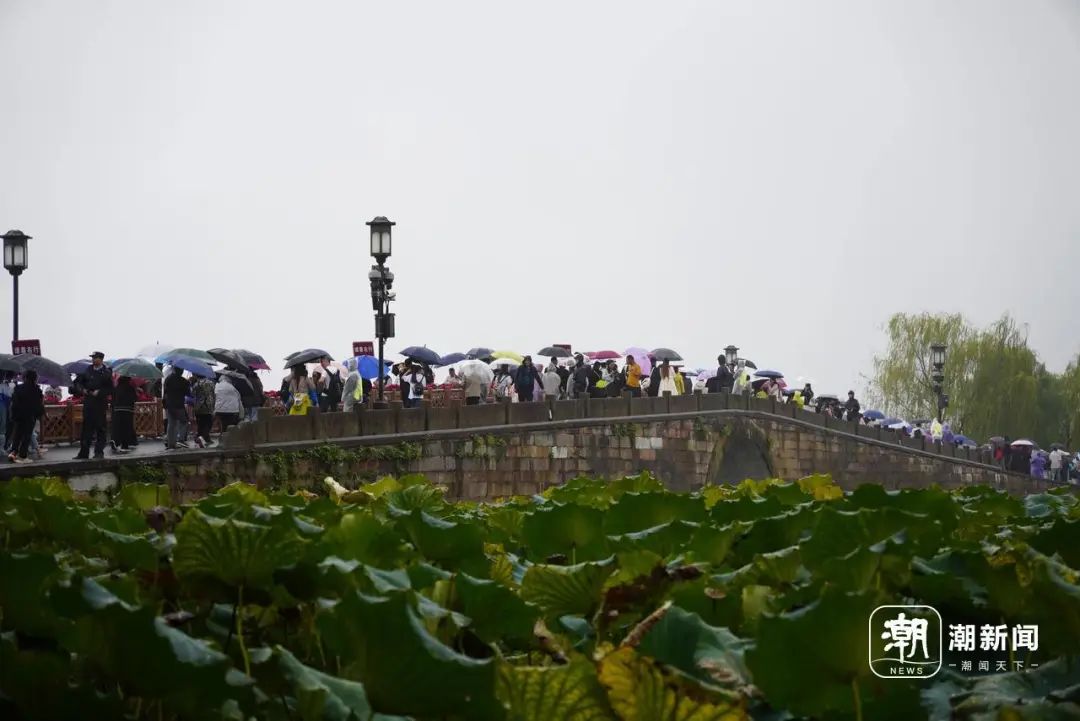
[90,351,105,359]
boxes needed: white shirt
[1049,449,1064,470]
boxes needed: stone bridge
[0,393,1062,499]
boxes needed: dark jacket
[247,372,265,407]
[112,380,137,411]
[571,364,591,396]
[514,365,542,396]
[77,364,114,405]
[10,382,44,421]
[716,365,734,392]
[230,375,255,409]
[647,367,660,397]
[163,372,190,411]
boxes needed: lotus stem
[236,585,251,677]
[851,678,863,721]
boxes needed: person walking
[624,355,642,397]
[342,358,368,412]
[192,374,216,448]
[401,361,428,408]
[318,356,343,413]
[542,363,562,400]
[75,352,113,460]
[215,374,243,431]
[655,361,679,396]
[286,366,316,414]
[163,367,191,450]
[463,367,485,405]
[0,372,12,453]
[714,355,734,393]
[111,376,138,452]
[7,370,43,463]
[1049,447,1065,483]
[844,390,861,422]
[514,356,543,403]
[570,354,591,399]
[245,369,264,422]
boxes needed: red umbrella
[586,350,621,360]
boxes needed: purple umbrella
[623,347,652,376]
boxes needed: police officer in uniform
[75,351,114,459]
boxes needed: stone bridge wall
[0,393,1061,500]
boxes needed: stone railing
[221,392,1004,469]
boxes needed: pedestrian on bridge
[74,352,113,460]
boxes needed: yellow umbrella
[491,350,524,362]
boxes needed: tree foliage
[869,312,1078,445]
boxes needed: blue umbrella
[863,410,885,421]
[63,359,92,375]
[440,352,468,366]
[753,369,784,379]
[401,346,442,366]
[168,355,216,378]
[881,417,904,427]
[356,355,392,381]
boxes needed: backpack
[326,370,343,402]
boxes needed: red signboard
[352,341,375,357]
[11,339,41,356]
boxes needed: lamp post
[930,342,947,422]
[2,230,30,348]
[367,216,396,409]
[724,345,739,366]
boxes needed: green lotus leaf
[607,520,697,559]
[320,510,409,567]
[1028,518,1080,570]
[521,558,616,620]
[89,524,158,571]
[497,658,614,720]
[173,508,307,592]
[522,502,610,562]
[761,481,813,506]
[727,506,817,565]
[116,482,172,510]
[947,658,1080,720]
[685,522,750,566]
[274,645,380,721]
[709,494,785,525]
[395,509,487,575]
[317,590,501,719]
[636,605,754,696]
[455,572,540,645]
[604,492,707,535]
[0,551,66,637]
[2,475,73,502]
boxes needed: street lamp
[366,216,396,408]
[2,230,30,347]
[724,345,739,366]
[930,342,947,422]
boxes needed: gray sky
[2,0,1079,395]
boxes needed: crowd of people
[1,348,1076,484]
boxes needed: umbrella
[623,347,653,376]
[156,348,216,364]
[440,352,468,366]
[465,347,494,360]
[220,369,254,393]
[8,354,70,387]
[489,358,521,369]
[737,359,758,370]
[112,358,164,380]
[753,369,784,379]
[696,369,716,381]
[135,342,174,360]
[888,421,911,431]
[357,355,393,381]
[538,346,572,358]
[492,350,524,362]
[457,359,495,385]
[233,348,270,370]
[401,346,442,366]
[167,355,216,378]
[208,348,249,372]
[880,417,904,426]
[63,359,92,375]
[285,349,333,368]
[751,378,771,391]
[1010,439,1035,447]
[953,435,977,448]
[988,436,1005,444]
[1050,442,1066,451]
[587,350,621,360]
[650,348,683,362]
[862,410,885,421]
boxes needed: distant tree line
[867,312,1080,448]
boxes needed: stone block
[552,399,584,421]
[318,412,357,440]
[669,395,698,414]
[69,471,118,493]
[426,406,459,431]
[727,393,749,410]
[397,408,425,434]
[630,395,664,416]
[509,402,550,425]
[460,403,508,428]
[801,410,827,427]
[362,409,395,437]
[698,393,727,412]
[264,415,313,444]
[856,424,881,440]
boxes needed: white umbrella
[136,342,174,360]
[888,421,910,430]
[489,358,520,370]
[1010,439,1035,447]
[456,359,494,385]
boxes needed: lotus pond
[1,473,1078,720]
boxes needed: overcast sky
[2,0,1078,394]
